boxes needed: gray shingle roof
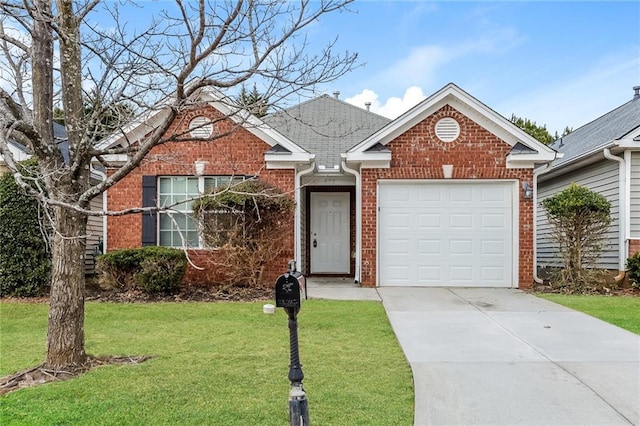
[264,95,391,168]
[549,96,640,167]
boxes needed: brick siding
[359,105,534,288]
[107,105,295,285]
[629,239,640,257]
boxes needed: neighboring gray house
[536,86,640,279]
[0,122,105,274]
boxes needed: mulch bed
[84,283,274,303]
[0,355,153,396]
[531,284,640,297]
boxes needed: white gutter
[603,147,627,281]
[341,158,361,284]
[295,163,316,273]
[533,162,553,284]
[90,165,108,254]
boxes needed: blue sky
[3,1,637,136]
[306,1,639,135]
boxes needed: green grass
[537,294,640,334]
[0,300,413,425]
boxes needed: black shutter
[141,175,157,246]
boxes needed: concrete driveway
[378,287,640,426]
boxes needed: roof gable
[348,83,556,167]
[96,86,310,159]
[264,94,390,168]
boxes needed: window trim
[156,175,247,249]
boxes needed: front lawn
[0,300,413,425]
[537,294,640,334]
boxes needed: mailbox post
[275,263,309,426]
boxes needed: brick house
[102,83,556,288]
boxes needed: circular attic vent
[434,117,460,142]
[189,116,214,139]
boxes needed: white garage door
[378,181,515,287]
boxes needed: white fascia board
[96,107,170,151]
[99,154,128,164]
[343,151,391,169]
[506,150,557,169]
[265,152,315,170]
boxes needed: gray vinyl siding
[85,195,103,274]
[537,160,620,270]
[631,151,640,238]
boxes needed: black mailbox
[275,273,301,309]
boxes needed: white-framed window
[158,176,245,248]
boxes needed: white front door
[310,192,350,274]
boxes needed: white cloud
[345,86,426,119]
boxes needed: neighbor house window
[158,176,245,248]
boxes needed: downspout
[603,147,626,282]
[341,158,361,284]
[533,163,553,284]
[295,162,316,273]
[90,166,108,254]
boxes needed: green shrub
[0,160,52,297]
[627,252,640,288]
[541,183,611,292]
[136,256,186,295]
[97,247,187,294]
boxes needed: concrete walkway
[307,282,640,425]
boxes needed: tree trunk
[45,206,88,369]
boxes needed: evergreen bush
[627,252,640,288]
[96,247,187,294]
[0,160,51,297]
[541,183,611,292]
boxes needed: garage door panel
[418,239,440,254]
[450,186,473,202]
[379,182,514,287]
[417,186,442,202]
[418,213,441,229]
[418,266,441,281]
[386,212,412,229]
[450,239,473,254]
[481,186,509,202]
[450,266,473,281]
[482,240,506,255]
[386,238,411,254]
[450,213,473,229]
[482,213,508,228]
[482,266,506,281]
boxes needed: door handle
[313,239,317,248]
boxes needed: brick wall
[359,105,534,288]
[107,105,295,285]
[629,239,640,257]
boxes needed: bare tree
[0,0,356,370]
